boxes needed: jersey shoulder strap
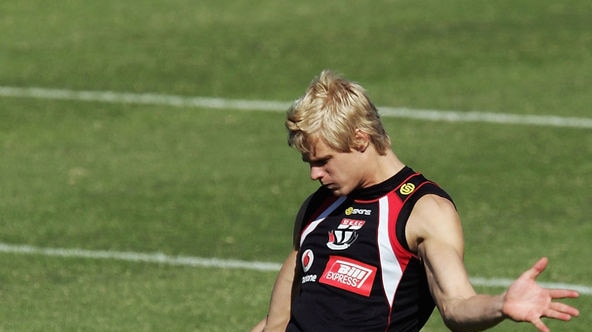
[392,172,455,253]
[292,186,339,249]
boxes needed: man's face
[302,138,365,196]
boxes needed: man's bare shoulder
[406,194,463,253]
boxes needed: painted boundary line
[0,242,281,272]
[1,86,591,129]
[1,242,590,295]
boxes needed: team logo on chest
[326,218,366,250]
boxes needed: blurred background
[0,1,590,331]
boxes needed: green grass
[0,0,590,331]
[0,254,275,331]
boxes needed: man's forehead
[302,138,333,161]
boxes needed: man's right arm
[261,250,298,331]
[252,193,313,331]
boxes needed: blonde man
[253,70,579,332]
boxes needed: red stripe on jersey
[386,191,414,270]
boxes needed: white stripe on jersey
[378,196,403,307]
[300,196,347,247]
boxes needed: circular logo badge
[302,249,314,272]
[400,183,415,195]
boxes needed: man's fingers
[531,317,550,332]
[549,302,580,318]
[549,288,580,299]
[523,257,549,280]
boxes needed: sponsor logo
[301,274,317,284]
[344,207,372,216]
[319,256,376,297]
[326,218,365,250]
[302,249,314,272]
[301,249,318,284]
[399,182,415,195]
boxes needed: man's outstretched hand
[501,257,580,332]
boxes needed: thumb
[522,257,548,281]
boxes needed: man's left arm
[407,195,579,332]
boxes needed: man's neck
[360,149,405,188]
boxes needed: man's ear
[353,129,371,152]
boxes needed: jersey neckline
[347,166,415,201]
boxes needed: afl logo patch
[302,249,314,272]
[399,182,415,195]
[344,207,354,215]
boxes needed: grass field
[0,1,590,331]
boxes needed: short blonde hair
[286,70,390,155]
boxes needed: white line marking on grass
[1,86,591,129]
[0,242,281,272]
[0,86,291,114]
[0,242,590,295]
[469,277,592,296]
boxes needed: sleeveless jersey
[287,166,453,332]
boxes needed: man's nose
[310,166,324,181]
